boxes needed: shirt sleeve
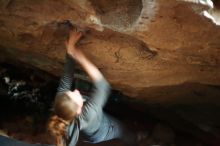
[89,78,111,108]
[79,78,111,131]
[57,54,75,93]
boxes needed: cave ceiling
[0,0,220,104]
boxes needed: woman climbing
[48,27,138,146]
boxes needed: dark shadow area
[0,62,220,146]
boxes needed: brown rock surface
[1,0,220,141]
[0,0,220,104]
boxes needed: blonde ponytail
[48,93,81,146]
[48,115,70,146]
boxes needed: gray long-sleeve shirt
[57,54,113,146]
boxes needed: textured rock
[0,0,220,104]
[0,1,220,142]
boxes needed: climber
[48,27,139,146]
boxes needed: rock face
[0,0,220,143]
[0,0,220,102]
